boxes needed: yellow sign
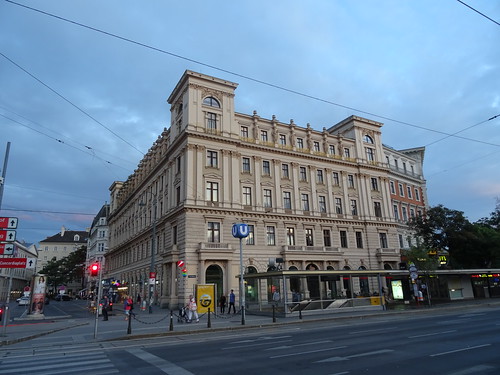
[195,284,216,314]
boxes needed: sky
[0,0,499,245]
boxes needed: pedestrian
[219,294,227,314]
[124,295,134,320]
[101,295,109,321]
[228,289,236,314]
[187,294,199,323]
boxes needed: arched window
[363,135,374,144]
[203,96,220,108]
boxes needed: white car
[18,296,30,306]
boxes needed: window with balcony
[323,229,331,247]
[263,189,272,208]
[283,191,292,209]
[319,196,327,213]
[286,227,295,246]
[206,112,217,130]
[279,134,287,146]
[313,141,320,152]
[366,148,375,161]
[297,138,304,149]
[305,228,314,246]
[205,181,219,202]
[329,145,336,155]
[344,148,350,158]
[266,226,276,246]
[242,157,251,173]
[262,160,271,176]
[261,130,268,142]
[207,150,218,168]
[340,230,348,248]
[242,187,252,206]
[301,193,310,211]
[240,126,249,138]
[379,233,388,248]
[207,222,220,243]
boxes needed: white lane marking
[317,349,394,363]
[265,340,332,350]
[430,344,491,357]
[350,327,397,334]
[329,372,350,375]
[270,346,347,359]
[222,339,292,350]
[447,364,496,375]
[232,335,292,343]
[408,330,456,338]
[126,348,194,375]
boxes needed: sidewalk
[2,299,500,346]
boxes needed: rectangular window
[371,177,379,191]
[379,233,388,248]
[297,138,304,149]
[242,157,251,173]
[355,231,363,248]
[415,188,421,201]
[344,148,350,158]
[390,181,396,194]
[393,204,399,220]
[305,228,314,246]
[317,169,324,184]
[172,225,178,245]
[374,201,382,217]
[205,181,219,202]
[98,243,105,252]
[348,174,355,188]
[299,166,307,181]
[366,148,375,161]
[402,206,408,221]
[176,156,181,173]
[176,186,181,205]
[399,234,404,248]
[262,160,271,176]
[407,186,413,199]
[263,189,272,208]
[207,112,217,130]
[282,163,289,178]
[340,230,348,248]
[279,134,286,145]
[319,196,327,213]
[350,199,358,216]
[301,193,310,211]
[286,227,295,246]
[335,198,343,214]
[398,183,404,196]
[246,225,255,245]
[329,145,336,155]
[240,126,249,138]
[410,208,415,218]
[207,222,220,243]
[333,172,340,186]
[242,187,252,205]
[283,191,292,209]
[323,229,331,247]
[261,130,268,142]
[266,226,276,246]
[207,150,218,168]
[313,141,320,152]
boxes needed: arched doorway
[246,266,258,303]
[306,263,320,299]
[288,266,300,297]
[205,264,223,300]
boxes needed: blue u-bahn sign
[232,223,249,238]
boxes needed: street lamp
[139,193,157,314]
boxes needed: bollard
[272,304,276,323]
[207,307,211,328]
[299,303,302,320]
[169,310,174,331]
[127,313,132,334]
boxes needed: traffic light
[0,305,4,322]
[90,263,99,277]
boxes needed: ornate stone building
[105,70,427,308]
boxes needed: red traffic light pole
[92,262,103,339]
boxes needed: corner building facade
[106,70,427,308]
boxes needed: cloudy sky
[1,0,499,245]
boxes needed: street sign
[0,230,16,242]
[0,258,28,268]
[0,243,14,255]
[0,217,18,229]
[26,258,36,269]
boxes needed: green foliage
[39,246,87,287]
[402,245,439,272]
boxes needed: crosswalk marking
[126,347,194,375]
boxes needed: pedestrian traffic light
[90,263,99,277]
[182,268,187,277]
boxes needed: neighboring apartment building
[106,70,428,309]
[0,240,37,300]
[37,226,89,295]
[85,204,109,292]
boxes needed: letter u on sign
[232,223,249,238]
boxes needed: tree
[402,245,439,272]
[39,246,87,291]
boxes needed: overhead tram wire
[0,51,144,156]
[1,207,96,216]
[5,0,500,149]
[456,0,500,27]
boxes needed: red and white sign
[0,230,16,242]
[0,217,18,229]
[0,258,35,269]
[149,272,156,285]
[176,260,184,268]
[0,243,15,255]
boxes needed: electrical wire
[457,0,500,27]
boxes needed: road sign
[0,230,16,242]
[0,217,18,229]
[26,258,36,269]
[0,258,28,268]
[0,243,14,255]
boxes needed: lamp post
[140,193,157,314]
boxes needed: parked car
[55,294,72,301]
[18,296,30,306]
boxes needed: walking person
[101,295,109,321]
[124,295,134,320]
[219,294,227,315]
[228,289,236,314]
[187,294,199,323]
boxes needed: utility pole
[0,142,11,210]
